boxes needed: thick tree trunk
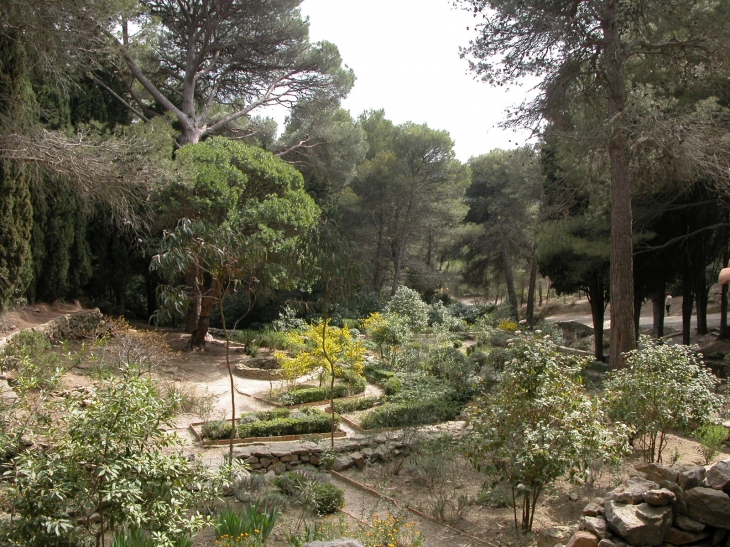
[587,276,605,362]
[185,267,201,333]
[722,281,729,339]
[526,253,538,328]
[189,278,221,349]
[499,229,518,320]
[602,5,635,369]
[682,275,694,345]
[652,282,666,339]
[695,274,709,335]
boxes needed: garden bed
[190,407,344,445]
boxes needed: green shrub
[383,377,402,396]
[202,409,292,440]
[363,363,394,384]
[384,286,430,332]
[215,503,279,543]
[201,419,234,441]
[0,330,65,391]
[695,423,729,465]
[604,337,721,463]
[360,400,462,430]
[278,384,351,406]
[486,347,511,370]
[332,396,380,413]
[311,482,345,514]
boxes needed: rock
[309,455,321,466]
[537,526,575,547]
[580,516,609,539]
[664,527,710,545]
[643,489,676,506]
[270,462,286,475]
[677,466,706,491]
[637,462,678,485]
[597,540,619,547]
[0,379,17,401]
[604,501,673,547]
[304,539,363,547]
[659,480,688,515]
[566,531,599,547]
[583,499,605,517]
[259,457,272,468]
[674,514,706,533]
[711,529,728,546]
[263,470,276,483]
[331,456,354,472]
[706,461,730,494]
[570,492,580,501]
[684,487,730,528]
[605,477,660,505]
[351,452,366,470]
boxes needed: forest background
[3,0,730,369]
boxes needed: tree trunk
[189,277,221,349]
[602,4,635,369]
[652,283,666,339]
[526,253,538,328]
[499,229,518,319]
[144,269,159,320]
[587,275,605,362]
[185,267,201,333]
[695,273,709,335]
[682,276,694,345]
[722,282,729,340]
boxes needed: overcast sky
[295,0,536,161]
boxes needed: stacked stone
[35,309,105,342]
[558,459,730,547]
[233,432,410,474]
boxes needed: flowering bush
[604,337,721,463]
[465,332,629,532]
[358,513,423,547]
[384,286,429,332]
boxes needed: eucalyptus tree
[107,0,354,146]
[457,0,730,368]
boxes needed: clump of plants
[332,396,381,413]
[0,330,65,391]
[274,470,345,515]
[214,503,280,546]
[695,423,729,465]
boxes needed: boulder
[684,487,730,528]
[605,477,659,505]
[580,516,609,539]
[351,452,366,470]
[583,498,605,517]
[663,527,710,545]
[305,540,363,547]
[706,461,730,494]
[674,514,706,533]
[566,531,599,547]
[677,466,706,491]
[643,488,676,506]
[537,526,575,547]
[331,456,354,472]
[604,501,672,547]
[659,480,688,515]
[636,462,678,485]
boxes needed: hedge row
[278,380,365,406]
[332,396,381,414]
[201,408,338,440]
[359,400,463,430]
[363,363,394,384]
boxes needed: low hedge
[359,399,463,430]
[201,408,338,440]
[332,396,380,414]
[363,363,394,384]
[278,380,365,406]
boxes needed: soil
[2,299,730,547]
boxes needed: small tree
[5,370,207,546]
[465,332,628,533]
[603,337,721,463]
[384,286,430,332]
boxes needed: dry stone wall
[232,431,411,474]
[545,458,730,547]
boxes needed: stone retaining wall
[232,431,410,474]
[541,458,730,547]
[34,309,106,343]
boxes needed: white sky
[296,0,536,162]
